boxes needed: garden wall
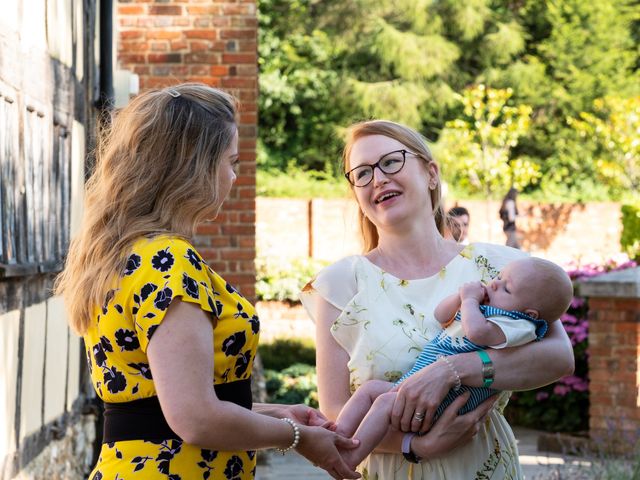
[257,198,622,266]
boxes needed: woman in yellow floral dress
[55,84,360,480]
[300,120,575,479]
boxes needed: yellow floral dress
[301,243,527,480]
[85,236,260,480]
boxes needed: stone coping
[578,267,640,299]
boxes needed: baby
[335,256,574,469]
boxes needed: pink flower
[553,385,571,396]
[536,391,549,401]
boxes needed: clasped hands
[387,359,497,459]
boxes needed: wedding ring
[414,412,425,421]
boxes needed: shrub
[621,204,640,262]
[264,363,319,407]
[259,338,316,371]
[505,256,637,433]
[255,255,329,303]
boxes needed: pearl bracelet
[276,417,300,454]
[437,354,462,391]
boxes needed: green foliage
[570,96,640,197]
[621,204,640,261]
[258,0,640,200]
[255,256,329,302]
[261,339,319,407]
[259,338,317,371]
[265,364,319,407]
[435,85,537,198]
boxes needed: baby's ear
[524,308,539,319]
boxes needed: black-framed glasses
[344,149,415,187]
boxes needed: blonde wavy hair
[55,83,238,334]
[342,120,445,252]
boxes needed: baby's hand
[459,281,486,303]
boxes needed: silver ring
[414,412,425,421]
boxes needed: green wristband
[477,349,495,388]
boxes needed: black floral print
[198,449,218,479]
[222,331,246,357]
[147,324,158,340]
[186,249,203,270]
[152,248,175,272]
[104,366,127,394]
[128,362,152,380]
[154,287,173,311]
[156,440,182,475]
[234,302,249,319]
[235,350,252,377]
[124,253,141,276]
[183,273,200,299]
[248,315,260,334]
[115,329,140,351]
[140,282,158,302]
[85,237,259,479]
[131,455,153,472]
[208,295,223,316]
[101,336,114,352]
[224,455,244,480]
[93,343,108,367]
[91,471,103,480]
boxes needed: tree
[435,85,535,237]
[570,96,640,197]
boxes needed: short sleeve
[486,315,538,349]
[299,256,359,323]
[123,238,215,353]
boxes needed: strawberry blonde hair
[342,120,445,252]
[55,84,238,334]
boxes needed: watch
[477,349,495,388]
[401,433,422,463]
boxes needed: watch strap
[477,349,495,388]
[401,433,421,463]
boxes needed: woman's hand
[285,404,336,430]
[390,359,456,432]
[296,425,361,479]
[411,392,497,459]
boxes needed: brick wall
[117,0,258,298]
[257,198,623,266]
[579,268,640,450]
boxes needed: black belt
[103,378,252,443]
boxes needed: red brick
[121,30,145,40]
[170,40,189,51]
[186,5,222,15]
[171,17,191,27]
[189,41,212,52]
[185,30,217,40]
[222,54,255,64]
[146,31,182,40]
[148,53,182,63]
[170,66,189,76]
[220,29,256,40]
[184,52,221,64]
[149,5,182,15]
[118,5,145,15]
[120,53,146,64]
[150,41,169,52]
[189,65,210,75]
[210,65,229,76]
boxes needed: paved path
[256,427,591,480]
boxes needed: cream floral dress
[300,243,527,480]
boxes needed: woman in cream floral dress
[301,120,574,479]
